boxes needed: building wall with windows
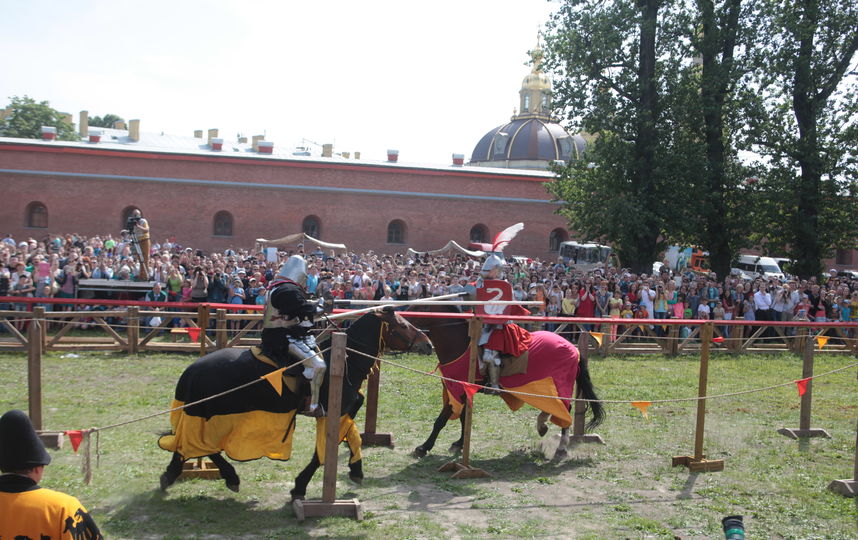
[0,140,570,258]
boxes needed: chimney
[194,129,203,139]
[207,128,218,144]
[342,151,350,159]
[89,129,102,143]
[322,143,333,157]
[238,136,248,144]
[41,126,57,140]
[211,138,224,151]
[114,120,126,130]
[79,111,89,137]
[128,119,140,142]
[387,149,399,163]
[354,151,361,160]
[452,153,464,166]
[251,135,265,151]
[257,141,274,154]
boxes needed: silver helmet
[277,255,308,287]
[481,253,506,279]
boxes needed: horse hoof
[411,447,427,458]
[449,443,463,454]
[553,448,568,460]
[537,425,548,437]
[226,483,240,493]
[159,474,172,491]
[349,474,363,485]
[290,490,305,502]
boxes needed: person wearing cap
[0,410,103,539]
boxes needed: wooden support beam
[439,318,490,479]
[361,360,394,447]
[293,332,362,520]
[28,316,43,430]
[672,322,724,473]
[778,327,831,440]
[571,331,604,444]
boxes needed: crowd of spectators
[1,233,856,339]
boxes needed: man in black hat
[0,409,103,539]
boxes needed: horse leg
[291,452,320,501]
[412,403,453,458]
[348,447,364,485]
[208,452,240,493]
[449,401,467,453]
[536,411,550,437]
[554,427,570,460]
[159,452,185,491]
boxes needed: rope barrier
[345,346,858,406]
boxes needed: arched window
[387,220,406,244]
[469,224,488,244]
[302,215,321,239]
[121,206,140,229]
[549,228,568,252]
[26,202,48,228]
[213,211,234,236]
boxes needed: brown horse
[158,307,432,498]
[405,303,604,459]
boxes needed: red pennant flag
[66,430,83,452]
[712,336,725,343]
[187,327,201,343]
[795,377,811,397]
[462,382,480,406]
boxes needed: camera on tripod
[125,215,142,231]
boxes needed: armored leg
[482,348,501,394]
[290,336,326,417]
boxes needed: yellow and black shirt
[0,473,103,539]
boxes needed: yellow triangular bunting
[631,401,651,419]
[815,335,828,349]
[261,368,287,396]
[591,332,604,347]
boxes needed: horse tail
[575,358,605,431]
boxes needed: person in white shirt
[638,280,655,316]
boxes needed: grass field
[0,348,856,539]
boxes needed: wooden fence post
[672,322,724,472]
[197,305,209,357]
[292,332,363,520]
[361,359,394,447]
[28,317,43,431]
[216,309,227,350]
[439,317,490,479]
[571,331,604,444]
[127,306,139,354]
[778,326,831,439]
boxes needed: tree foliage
[0,96,78,141]
[543,0,857,279]
[88,113,124,128]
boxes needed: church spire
[516,36,552,120]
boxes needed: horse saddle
[499,350,529,377]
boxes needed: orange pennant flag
[187,327,201,343]
[462,382,480,406]
[631,401,651,419]
[66,430,83,452]
[261,368,287,396]
[795,377,811,397]
[591,332,604,347]
[815,335,828,349]
[712,336,725,343]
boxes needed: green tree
[88,113,124,128]
[544,0,670,274]
[0,96,78,141]
[742,0,858,279]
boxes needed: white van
[732,255,786,280]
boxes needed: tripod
[122,229,150,281]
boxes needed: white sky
[0,0,560,164]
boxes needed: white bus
[558,241,615,271]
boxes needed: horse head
[376,306,433,355]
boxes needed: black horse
[158,308,432,498]
[405,304,605,459]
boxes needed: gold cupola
[516,41,553,119]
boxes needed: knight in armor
[261,255,326,417]
[467,223,531,394]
